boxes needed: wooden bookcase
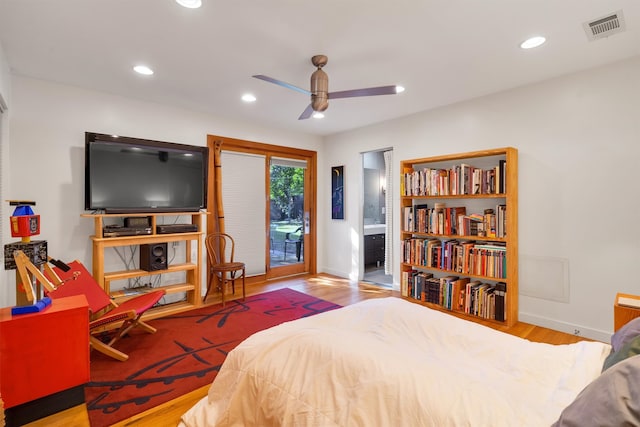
[614,293,640,332]
[400,147,518,327]
[82,211,205,319]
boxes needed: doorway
[207,135,316,283]
[268,157,307,271]
[362,149,392,287]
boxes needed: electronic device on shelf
[156,224,198,234]
[102,225,153,238]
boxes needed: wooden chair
[204,233,246,306]
[13,250,166,362]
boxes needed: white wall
[3,76,323,307]
[5,56,640,341]
[322,55,640,341]
[0,41,12,307]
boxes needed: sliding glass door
[269,157,307,274]
[207,136,316,282]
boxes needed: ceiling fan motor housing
[311,68,329,111]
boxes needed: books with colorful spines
[452,277,470,312]
[414,204,429,233]
[425,277,440,304]
[472,168,482,194]
[401,269,417,297]
[441,239,458,271]
[450,206,466,235]
[460,163,471,194]
[473,242,506,278]
[439,276,459,309]
[418,272,434,301]
[403,206,414,232]
[483,209,496,238]
[471,282,490,316]
[425,239,439,268]
[453,243,464,273]
[465,280,482,313]
[494,282,507,322]
[499,159,506,193]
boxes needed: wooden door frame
[206,135,317,284]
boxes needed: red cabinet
[0,295,89,421]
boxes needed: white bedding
[180,297,611,427]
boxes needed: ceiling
[0,0,638,136]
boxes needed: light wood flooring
[25,273,591,427]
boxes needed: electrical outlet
[573,329,581,336]
[172,241,179,248]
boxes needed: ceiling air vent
[583,10,626,41]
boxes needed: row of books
[401,270,507,321]
[401,238,507,279]
[401,160,507,196]
[403,204,507,238]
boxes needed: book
[494,282,507,321]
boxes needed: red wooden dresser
[0,295,89,425]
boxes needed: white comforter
[180,297,611,427]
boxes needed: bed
[180,297,640,426]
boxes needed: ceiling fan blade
[298,104,314,120]
[328,85,399,99]
[253,75,311,96]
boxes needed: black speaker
[140,243,168,271]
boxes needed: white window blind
[220,151,266,276]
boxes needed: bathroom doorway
[362,149,393,287]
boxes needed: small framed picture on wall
[331,165,344,220]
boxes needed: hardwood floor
[26,273,591,427]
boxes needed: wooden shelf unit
[614,293,640,332]
[400,147,518,327]
[82,211,205,318]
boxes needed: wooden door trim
[206,135,317,279]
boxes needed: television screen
[85,132,208,213]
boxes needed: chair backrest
[205,233,236,265]
[45,261,112,314]
[286,226,303,241]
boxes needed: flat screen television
[85,132,208,213]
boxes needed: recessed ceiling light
[133,65,154,75]
[520,36,546,49]
[176,0,202,8]
[395,86,405,93]
[312,112,325,119]
[241,93,257,103]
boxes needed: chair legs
[90,316,159,361]
[204,270,246,306]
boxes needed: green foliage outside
[270,165,304,221]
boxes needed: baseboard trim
[519,312,612,343]
[4,384,85,427]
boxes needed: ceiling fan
[253,55,403,120]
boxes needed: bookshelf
[400,147,518,327]
[614,293,640,332]
[82,211,205,320]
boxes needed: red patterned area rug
[85,288,341,427]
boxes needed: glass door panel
[269,157,306,275]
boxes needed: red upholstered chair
[44,260,165,362]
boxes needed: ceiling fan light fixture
[176,0,202,8]
[395,85,405,93]
[520,36,546,49]
[311,97,329,112]
[312,112,325,119]
[133,65,154,75]
[241,93,256,103]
